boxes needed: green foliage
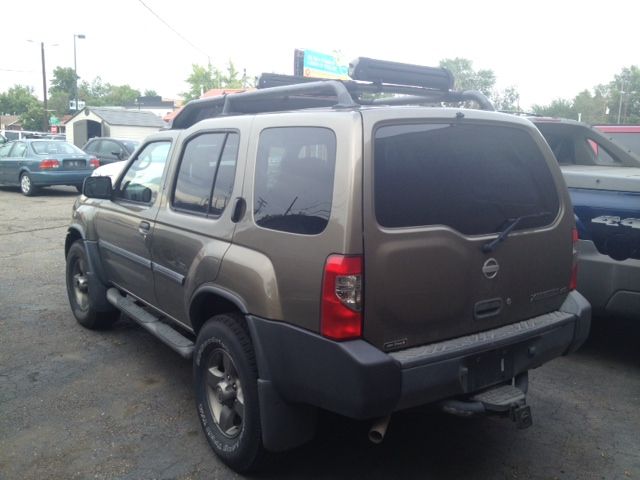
[48,91,71,118]
[144,89,159,97]
[182,61,248,101]
[439,58,495,96]
[532,65,640,124]
[0,85,39,116]
[20,102,46,131]
[531,98,575,118]
[77,77,140,107]
[438,57,519,110]
[49,67,78,97]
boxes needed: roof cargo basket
[170,57,494,129]
[349,57,454,91]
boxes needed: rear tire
[65,240,117,329]
[194,313,265,472]
[20,173,38,196]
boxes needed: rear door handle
[231,197,246,223]
[138,221,151,235]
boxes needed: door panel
[151,126,247,324]
[95,140,173,303]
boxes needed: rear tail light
[321,254,363,340]
[89,158,100,169]
[39,159,60,169]
[570,227,579,290]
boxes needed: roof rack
[170,57,494,130]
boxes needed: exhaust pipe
[368,416,391,444]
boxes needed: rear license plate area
[466,349,514,392]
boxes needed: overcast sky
[2,0,638,109]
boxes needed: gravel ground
[0,186,638,480]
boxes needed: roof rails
[170,57,494,130]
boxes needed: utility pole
[40,42,48,132]
[74,34,86,112]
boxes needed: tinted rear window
[254,127,336,235]
[374,123,559,235]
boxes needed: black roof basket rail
[221,79,357,115]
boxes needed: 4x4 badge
[482,258,499,279]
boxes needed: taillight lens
[39,159,60,169]
[89,158,100,169]
[321,254,363,340]
[570,227,579,290]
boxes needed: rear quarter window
[254,127,336,235]
[374,123,559,235]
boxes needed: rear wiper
[482,211,551,253]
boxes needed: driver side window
[117,141,171,204]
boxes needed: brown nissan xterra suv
[65,57,591,472]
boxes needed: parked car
[593,124,640,158]
[67,58,590,472]
[82,137,139,166]
[530,117,640,319]
[0,139,99,195]
[90,159,127,184]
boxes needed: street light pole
[73,34,86,112]
[40,42,48,132]
[617,80,625,125]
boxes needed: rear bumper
[248,290,590,420]
[577,239,640,318]
[30,170,92,186]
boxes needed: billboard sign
[301,50,349,80]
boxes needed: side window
[117,141,171,204]
[254,127,336,235]
[84,140,99,154]
[172,132,239,216]
[99,140,123,157]
[0,144,12,158]
[10,142,27,157]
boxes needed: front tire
[20,173,38,196]
[65,241,117,329]
[194,314,265,472]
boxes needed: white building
[65,107,166,147]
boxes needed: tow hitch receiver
[510,404,533,429]
[472,384,533,429]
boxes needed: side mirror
[83,176,112,199]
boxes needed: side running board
[106,288,194,359]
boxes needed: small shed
[65,107,166,147]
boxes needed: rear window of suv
[374,123,559,235]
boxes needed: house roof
[64,107,166,128]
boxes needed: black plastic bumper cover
[247,290,591,420]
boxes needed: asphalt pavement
[0,186,638,480]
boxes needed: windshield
[122,140,140,153]
[31,141,85,155]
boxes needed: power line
[137,0,210,61]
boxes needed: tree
[182,63,221,102]
[48,91,71,118]
[182,61,249,101]
[103,84,141,106]
[222,61,243,89]
[20,102,45,131]
[143,89,158,97]
[438,57,520,111]
[0,85,40,115]
[439,58,495,97]
[49,67,78,97]
[531,98,575,119]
